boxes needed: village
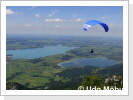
[6,54,13,63]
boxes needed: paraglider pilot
[90,49,94,53]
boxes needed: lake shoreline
[6,44,63,50]
[57,57,119,68]
[6,45,78,59]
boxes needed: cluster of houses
[6,54,13,63]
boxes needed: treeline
[97,64,123,78]
[6,82,31,90]
[43,77,82,90]
[56,66,98,77]
[56,64,123,78]
[6,72,24,81]
[29,58,45,64]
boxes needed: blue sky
[6,6,123,37]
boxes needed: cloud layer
[44,18,83,23]
[35,14,41,18]
[6,9,18,15]
[24,24,32,27]
[44,18,66,22]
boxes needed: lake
[57,57,118,67]
[6,45,77,59]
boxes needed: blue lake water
[6,45,77,59]
[58,57,118,67]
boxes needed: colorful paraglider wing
[99,22,109,32]
[83,24,91,31]
[83,20,109,32]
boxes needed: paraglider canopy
[83,20,109,32]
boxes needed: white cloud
[70,18,83,22]
[44,18,66,22]
[47,9,58,17]
[6,9,18,15]
[75,18,83,22]
[53,26,63,28]
[24,24,32,27]
[44,18,83,23]
[35,14,41,18]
